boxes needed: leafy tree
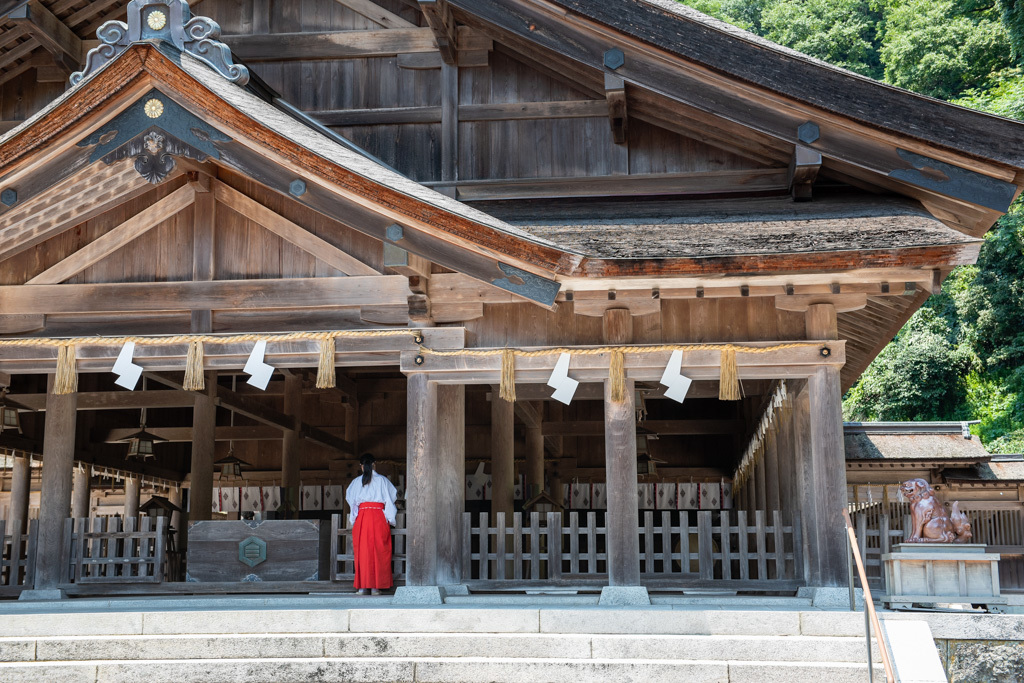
[877,0,1012,99]
[761,0,882,78]
[998,0,1024,61]
[685,0,769,32]
[842,308,972,421]
[953,68,1024,120]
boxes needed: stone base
[797,586,864,610]
[392,586,446,605]
[18,588,66,601]
[442,584,470,596]
[598,586,651,606]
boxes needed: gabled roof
[450,0,1024,236]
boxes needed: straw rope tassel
[609,349,626,403]
[499,349,516,402]
[718,347,740,401]
[53,344,78,395]
[182,341,205,391]
[316,336,336,389]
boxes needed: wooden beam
[27,185,196,285]
[789,144,821,201]
[9,1,82,72]
[100,426,281,443]
[311,99,606,126]
[419,0,457,65]
[0,276,411,314]
[775,293,867,313]
[225,28,438,61]
[404,341,845,383]
[436,169,790,201]
[335,0,416,29]
[605,73,628,145]
[12,391,196,411]
[213,180,380,276]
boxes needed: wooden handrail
[843,508,896,683]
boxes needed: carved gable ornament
[70,0,249,86]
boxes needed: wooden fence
[851,507,1024,591]
[0,520,37,596]
[61,516,167,584]
[329,512,407,582]
[462,509,804,590]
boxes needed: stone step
[0,607,872,638]
[0,657,886,683]
[0,632,879,663]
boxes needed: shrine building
[0,0,1023,604]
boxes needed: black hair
[360,453,375,486]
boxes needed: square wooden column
[604,378,641,586]
[281,373,302,518]
[189,373,216,523]
[34,377,78,590]
[435,384,465,587]
[798,303,850,587]
[490,393,515,520]
[405,373,438,587]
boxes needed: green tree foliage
[878,0,1011,99]
[679,1,1024,451]
[761,0,882,77]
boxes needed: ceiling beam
[9,1,82,72]
[335,0,416,29]
[0,276,412,315]
[543,419,742,436]
[419,0,457,65]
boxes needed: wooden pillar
[776,405,797,513]
[190,181,215,333]
[525,404,544,499]
[189,372,216,523]
[754,451,767,511]
[35,377,78,589]
[281,373,302,518]
[605,377,640,586]
[406,374,438,585]
[436,384,465,586]
[71,466,90,520]
[491,393,515,520]
[8,454,31,533]
[764,429,781,512]
[801,303,849,586]
[124,475,141,520]
[168,486,184,552]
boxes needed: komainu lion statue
[901,478,973,543]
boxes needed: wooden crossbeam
[419,0,457,65]
[9,1,80,72]
[225,28,437,61]
[334,0,416,29]
[13,391,197,411]
[403,342,845,383]
[213,180,380,276]
[100,426,281,443]
[27,184,197,285]
[0,276,411,314]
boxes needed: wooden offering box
[186,520,330,582]
[882,543,1004,609]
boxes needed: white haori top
[346,472,399,526]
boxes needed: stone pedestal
[882,543,1003,609]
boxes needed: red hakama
[352,502,393,589]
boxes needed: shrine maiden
[345,453,398,595]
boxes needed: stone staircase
[0,600,885,682]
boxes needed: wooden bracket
[605,73,628,145]
[10,1,82,73]
[419,0,458,66]
[788,144,821,201]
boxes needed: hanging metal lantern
[0,402,21,434]
[123,428,165,460]
[214,454,251,480]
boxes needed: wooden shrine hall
[0,0,1023,603]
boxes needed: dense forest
[680,1,1024,452]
